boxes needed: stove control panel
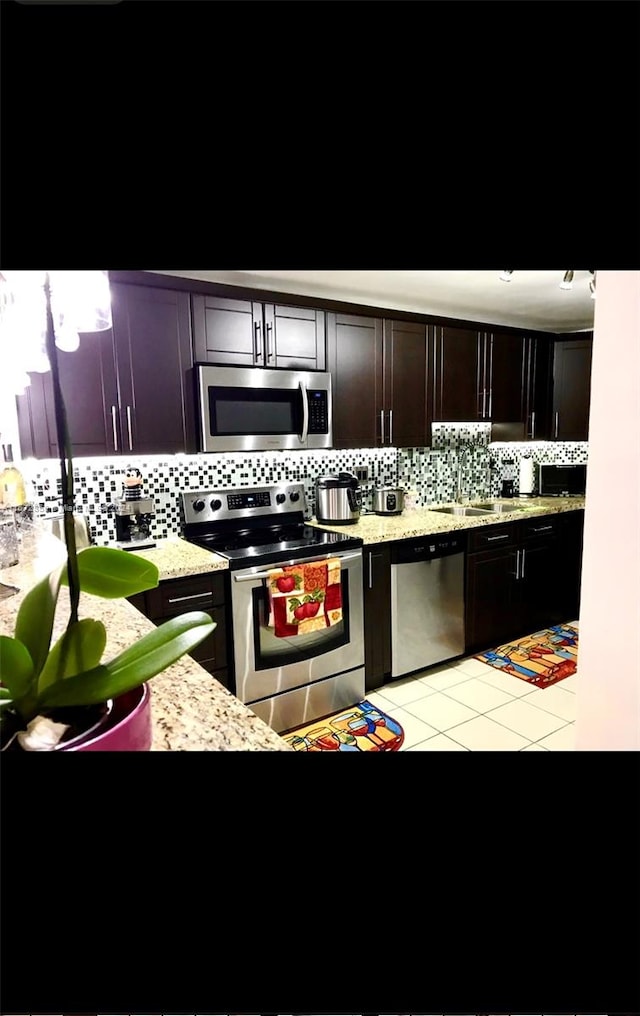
[182,483,307,525]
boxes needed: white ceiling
[149,269,596,333]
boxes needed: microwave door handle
[299,381,309,444]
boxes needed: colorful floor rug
[475,622,579,689]
[282,699,404,751]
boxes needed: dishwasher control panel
[391,533,466,564]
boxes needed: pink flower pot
[59,684,152,752]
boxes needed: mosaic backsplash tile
[20,428,588,546]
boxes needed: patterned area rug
[475,622,579,688]
[282,699,404,751]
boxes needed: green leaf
[61,546,159,599]
[39,611,215,709]
[37,618,107,693]
[0,636,34,698]
[14,565,64,677]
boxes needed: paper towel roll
[519,456,535,496]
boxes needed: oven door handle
[298,381,309,445]
[233,550,362,581]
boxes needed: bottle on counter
[0,443,27,508]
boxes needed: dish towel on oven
[267,558,342,637]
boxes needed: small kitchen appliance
[114,468,155,550]
[315,472,362,525]
[181,482,365,732]
[373,486,405,516]
[537,462,587,496]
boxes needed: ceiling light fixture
[559,270,574,290]
[499,270,514,282]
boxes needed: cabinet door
[552,336,593,440]
[466,544,518,653]
[16,328,119,458]
[518,537,561,633]
[487,330,528,424]
[264,304,326,370]
[557,510,584,621]
[432,325,481,421]
[363,544,391,690]
[192,294,263,366]
[383,319,428,447]
[111,283,196,455]
[326,312,383,448]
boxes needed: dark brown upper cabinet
[431,324,548,440]
[551,334,593,440]
[326,312,428,448]
[16,282,196,459]
[192,294,326,371]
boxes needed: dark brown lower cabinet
[363,543,392,691]
[465,512,580,653]
[128,570,229,689]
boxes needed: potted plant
[0,272,215,751]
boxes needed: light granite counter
[125,535,229,579]
[0,528,289,752]
[309,496,585,545]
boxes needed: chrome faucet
[456,444,472,503]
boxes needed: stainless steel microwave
[196,365,333,453]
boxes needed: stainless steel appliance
[196,364,332,453]
[182,482,365,732]
[390,533,466,677]
[373,486,404,516]
[315,472,362,525]
[537,462,587,496]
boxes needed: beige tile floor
[368,631,578,751]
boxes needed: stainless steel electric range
[181,483,365,733]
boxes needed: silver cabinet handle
[531,524,553,533]
[111,405,118,451]
[555,411,559,438]
[531,410,536,439]
[266,322,274,360]
[515,548,520,580]
[254,320,262,362]
[380,409,385,444]
[167,592,213,604]
[521,546,526,578]
[126,405,133,451]
[486,533,510,541]
[369,552,374,589]
[488,387,492,418]
[389,409,393,445]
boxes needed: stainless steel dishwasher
[390,533,466,678]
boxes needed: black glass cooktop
[186,523,362,569]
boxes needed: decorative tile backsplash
[20,428,588,546]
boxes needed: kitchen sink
[473,502,533,513]
[430,506,494,517]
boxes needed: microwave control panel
[308,390,329,433]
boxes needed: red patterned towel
[267,559,342,637]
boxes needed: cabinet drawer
[468,524,517,553]
[519,515,560,541]
[145,572,225,619]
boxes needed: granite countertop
[0,527,289,752]
[125,535,230,579]
[309,496,586,545]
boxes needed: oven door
[231,549,364,708]
[197,364,332,452]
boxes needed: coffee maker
[114,468,156,550]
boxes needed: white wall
[575,271,640,749]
